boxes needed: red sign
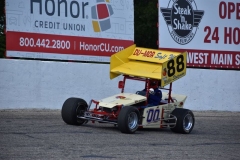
[6,31,133,57]
[161,48,240,69]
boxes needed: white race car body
[98,93,146,108]
[97,92,187,128]
[141,92,187,128]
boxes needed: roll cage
[119,75,175,106]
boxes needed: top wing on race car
[110,44,187,87]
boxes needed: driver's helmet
[149,88,154,94]
[149,81,158,88]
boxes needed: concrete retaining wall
[0,59,239,111]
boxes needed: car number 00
[147,109,160,123]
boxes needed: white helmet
[149,88,154,94]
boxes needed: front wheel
[118,106,140,134]
[61,98,88,125]
[170,108,195,134]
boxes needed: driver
[138,81,162,108]
[136,80,162,108]
[147,81,162,107]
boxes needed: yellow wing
[110,44,187,87]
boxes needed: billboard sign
[5,0,134,62]
[159,0,240,69]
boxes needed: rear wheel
[170,108,195,134]
[61,98,88,125]
[118,106,140,134]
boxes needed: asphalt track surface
[0,109,240,160]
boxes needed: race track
[0,110,240,160]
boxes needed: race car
[61,44,195,134]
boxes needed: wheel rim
[76,103,86,123]
[128,112,138,130]
[183,114,193,132]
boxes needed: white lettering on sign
[173,19,192,30]
[187,52,209,64]
[211,54,233,65]
[235,54,240,65]
[79,42,124,53]
[173,3,192,31]
[174,3,191,15]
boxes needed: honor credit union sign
[159,0,240,70]
[5,0,134,62]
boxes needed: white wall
[0,59,239,111]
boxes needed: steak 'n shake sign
[159,0,240,70]
[160,0,204,45]
[6,0,134,62]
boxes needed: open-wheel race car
[61,44,195,134]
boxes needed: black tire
[61,98,88,125]
[170,108,195,134]
[118,106,140,134]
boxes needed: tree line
[0,0,158,59]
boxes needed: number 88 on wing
[161,52,187,86]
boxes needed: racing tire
[118,106,140,134]
[61,97,88,125]
[170,108,195,134]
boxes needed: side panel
[141,105,162,128]
[161,52,187,87]
[161,92,187,108]
[141,102,186,128]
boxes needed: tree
[0,0,5,58]
[134,0,158,49]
